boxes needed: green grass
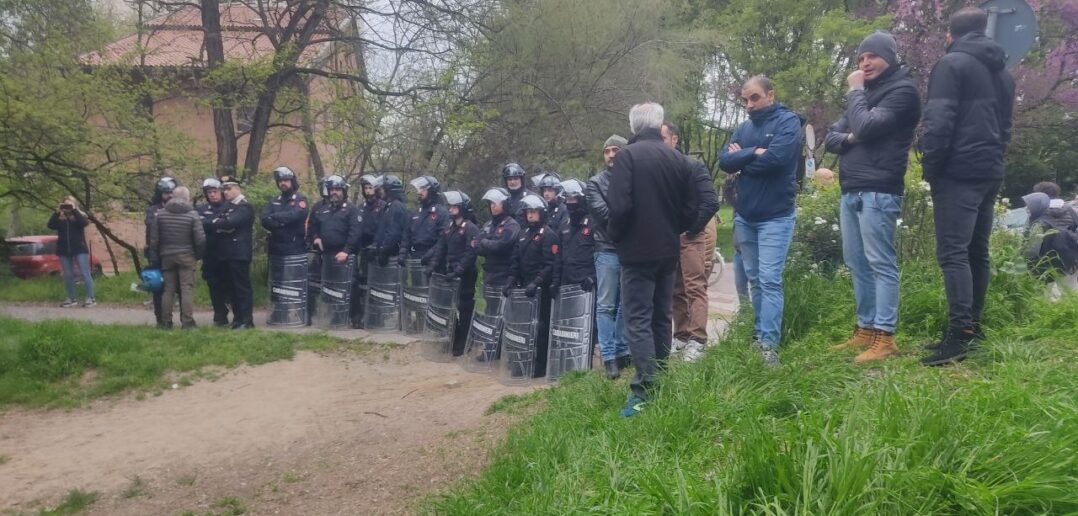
[39,489,98,515]
[0,316,344,409]
[431,259,1078,514]
[0,260,270,307]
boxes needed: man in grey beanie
[824,30,921,363]
[586,133,632,380]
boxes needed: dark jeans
[930,178,1002,331]
[202,259,232,324]
[454,269,479,356]
[225,260,254,326]
[621,257,678,400]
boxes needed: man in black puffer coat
[824,31,921,364]
[919,7,1016,366]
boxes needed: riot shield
[420,273,461,362]
[364,262,401,332]
[306,252,322,326]
[546,285,595,382]
[316,255,355,330]
[498,287,541,386]
[461,282,507,374]
[267,254,308,327]
[349,250,371,329]
[401,258,430,335]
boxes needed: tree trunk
[297,80,325,178]
[201,0,239,176]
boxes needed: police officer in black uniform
[349,174,385,327]
[552,179,597,295]
[309,175,362,274]
[424,191,481,355]
[373,175,409,266]
[145,177,177,327]
[400,175,450,265]
[197,177,231,326]
[210,175,255,329]
[260,166,309,257]
[501,163,531,227]
[505,193,560,378]
[536,171,569,233]
[473,187,521,289]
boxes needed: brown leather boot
[855,330,898,363]
[831,326,875,350]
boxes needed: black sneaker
[604,360,620,380]
[616,355,633,370]
[925,322,984,351]
[922,329,976,366]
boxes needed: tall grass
[0,317,341,408]
[431,257,1078,514]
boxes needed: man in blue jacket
[719,76,802,367]
[825,31,921,363]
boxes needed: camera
[60,203,74,210]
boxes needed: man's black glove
[397,254,406,267]
[503,283,515,297]
[581,277,595,292]
[524,283,538,298]
[420,254,431,266]
[445,269,459,281]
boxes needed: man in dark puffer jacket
[919,7,1016,366]
[824,31,921,364]
[149,186,206,329]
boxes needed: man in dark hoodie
[609,102,697,417]
[586,134,631,380]
[920,7,1016,366]
[1032,182,1078,231]
[148,186,206,330]
[719,76,802,368]
[824,31,921,363]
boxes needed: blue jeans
[594,251,629,361]
[59,253,94,300]
[734,214,795,349]
[733,233,749,301]
[840,192,902,333]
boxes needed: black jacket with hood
[825,65,921,195]
[921,32,1016,183]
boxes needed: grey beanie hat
[604,134,628,149]
[857,31,899,66]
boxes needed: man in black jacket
[609,102,697,417]
[145,177,177,326]
[197,178,231,326]
[373,175,409,266]
[920,7,1015,366]
[400,175,450,264]
[260,166,309,258]
[661,121,720,362]
[824,31,921,363]
[212,176,256,329]
[149,186,206,330]
[586,134,631,379]
[424,191,481,355]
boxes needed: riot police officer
[197,177,231,326]
[552,179,597,294]
[210,175,255,329]
[505,193,559,377]
[145,176,177,328]
[372,174,409,265]
[305,176,331,325]
[400,175,450,264]
[260,166,309,256]
[473,187,521,288]
[424,191,481,355]
[501,163,530,227]
[536,171,569,233]
[309,175,362,264]
[350,174,385,327]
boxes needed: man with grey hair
[608,102,698,417]
[148,185,206,329]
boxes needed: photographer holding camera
[47,196,95,307]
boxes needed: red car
[5,235,103,279]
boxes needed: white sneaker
[83,298,96,307]
[682,340,706,362]
[60,299,78,308]
[670,337,687,355]
[761,349,781,368]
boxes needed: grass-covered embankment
[433,259,1078,514]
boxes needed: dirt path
[0,346,534,514]
[0,270,737,514]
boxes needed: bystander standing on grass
[47,196,95,308]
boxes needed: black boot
[925,322,983,351]
[603,360,620,380]
[922,328,977,366]
[616,355,633,370]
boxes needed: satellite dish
[980,0,1039,69]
